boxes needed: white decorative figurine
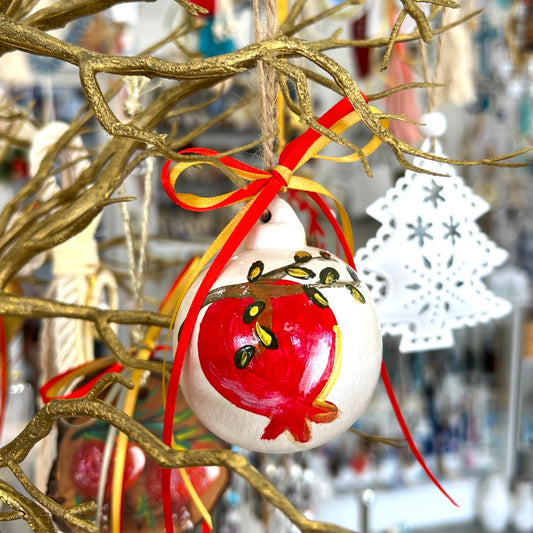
[355,112,511,353]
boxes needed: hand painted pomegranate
[175,198,382,453]
[71,440,145,497]
[49,374,229,533]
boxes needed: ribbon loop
[163,96,388,223]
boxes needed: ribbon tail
[111,259,201,533]
[380,360,459,507]
[307,191,355,267]
[162,179,283,533]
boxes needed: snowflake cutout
[355,139,511,353]
[407,216,433,247]
[423,179,445,208]
[443,216,461,245]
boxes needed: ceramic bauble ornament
[175,198,382,453]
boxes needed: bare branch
[0,394,356,533]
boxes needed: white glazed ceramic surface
[175,199,382,453]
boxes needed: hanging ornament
[0,315,5,443]
[29,122,119,495]
[0,281,25,442]
[351,10,370,79]
[43,365,229,533]
[175,197,382,452]
[162,95,388,458]
[355,113,512,353]
[194,0,236,57]
[162,97,457,525]
[474,14,500,79]
[29,122,119,388]
[41,262,229,533]
[523,0,533,51]
[432,3,475,108]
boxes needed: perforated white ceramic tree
[355,134,512,353]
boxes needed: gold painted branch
[0,293,170,374]
[0,375,357,533]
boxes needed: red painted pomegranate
[175,198,382,452]
[71,440,145,497]
[47,374,229,532]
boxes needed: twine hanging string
[419,35,438,114]
[119,77,153,345]
[106,75,156,533]
[253,0,278,169]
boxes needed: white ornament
[355,139,511,353]
[31,122,119,386]
[511,481,533,533]
[419,112,447,138]
[175,198,382,453]
[475,474,510,533]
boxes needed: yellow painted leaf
[234,345,255,369]
[243,301,266,324]
[254,323,278,349]
[247,260,264,282]
[319,267,339,285]
[285,266,315,279]
[303,285,329,308]
[294,251,312,263]
[347,284,366,304]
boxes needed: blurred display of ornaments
[355,112,512,353]
[0,347,36,533]
[523,0,533,51]
[194,0,236,57]
[175,198,382,453]
[475,473,510,533]
[47,372,229,533]
[263,455,328,533]
[474,14,500,78]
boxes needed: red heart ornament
[176,198,382,453]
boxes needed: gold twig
[7,461,98,533]
[350,428,406,448]
[0,479,56,532]
[0,392,356,533]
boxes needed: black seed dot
[260,210,272,223]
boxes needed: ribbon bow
[161,96,455,533]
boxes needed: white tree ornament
[355,137,512,353]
